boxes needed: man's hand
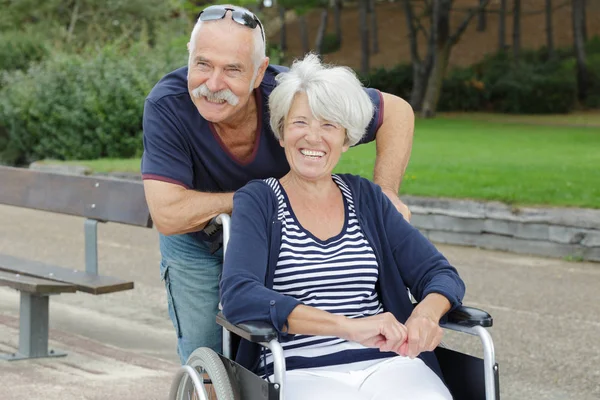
[381,188,411,222]
[399,311,444,359]
[343,312,408,354]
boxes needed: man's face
[187,20,266,124]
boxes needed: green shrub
[438,67,486,112]
[585,35,600,56]
[0,31,49,73]
[584,54,600,108]
[0,43,186,165]
[320,33,341,55]
[360,64,412,100]
[488,63,577,114]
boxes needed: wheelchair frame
[170,214,500,400]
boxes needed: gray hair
[188,5,266,72]
[269,54,374,146]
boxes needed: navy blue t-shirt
[141,65,384,239]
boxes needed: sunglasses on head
[197,6,265,43]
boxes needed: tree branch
[402,0,422,64]
[448,0,491,46]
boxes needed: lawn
[46,118,600,209]
[336,118,600,208]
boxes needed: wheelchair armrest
[445,305,493,328]
[216,312,278,343]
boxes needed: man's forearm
[144,179,233,235]
[373,93,415,194]
[166,190,234,235]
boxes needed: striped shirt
[262,175,395,373]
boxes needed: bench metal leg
[0,292,66,361]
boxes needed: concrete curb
[405,195,600,262]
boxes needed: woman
[220,54,465,400]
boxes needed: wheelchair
[169,214,500,400]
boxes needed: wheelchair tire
[177,347,237,400]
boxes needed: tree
[477,0,487,31]
[512,0,521,61]
[333,0,343,47]
[279,5,287,51]
[359,0,370,75]
[545,0,555,59]
[402,0,491,117]
[314,7,329,55]
[498,0,507,51]
[369,0,379,54]
[278,0,324,55]
[572,0,589,101]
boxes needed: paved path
[0,205,599,399]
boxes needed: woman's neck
[279,173,337,201]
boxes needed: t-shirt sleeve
[355,88,385,146]
[141,99,193,189]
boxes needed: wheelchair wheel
[176,347,236,400]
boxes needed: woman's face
[280,92,349,182]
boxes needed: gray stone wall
[406,196,600,262]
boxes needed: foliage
[0,30,49,74]
[487,62,577,114]
[584,54,600,109]
[360,64,412,101]
[0,41,187,165]
[0,0,174,50]
[438,67,486,112]
[320,33,341,55]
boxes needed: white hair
[269,54,374,146]
[188,5,266,72]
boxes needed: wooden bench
[0,166,152,361]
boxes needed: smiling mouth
[203,97,227,105]
[300,149,326,159]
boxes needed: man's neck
[214,90,258,134]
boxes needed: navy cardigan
[220,174,465,379]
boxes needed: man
[142,4,415,365]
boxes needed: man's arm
[144,180,233,235]
[373,93,415,220]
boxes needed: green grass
[41,118,600,208]
[438,111,600,127]
[335,119,600,208]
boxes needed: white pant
[283,356,452,400]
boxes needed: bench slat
[0,166,152,228]
[0,254,133,295]
[0,270,77,294]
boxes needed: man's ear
[187,42,191,52]
[254,57,270,89]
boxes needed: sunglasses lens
[232,11,257,28]
[199,7,226,21]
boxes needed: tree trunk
[573,0,589,100]
[582,0,587,42]
[421,0,452,118]
[546,0,555,59]
[369,0,379,54]
[512,0,521,61]
[477,0,487,31]
[401,0,427,110]
[498,0,507,51]
[333,0,342,47]
[279,6,287,51]
[359,0,370,75]
[299,14,310,54]
[314,9,329,55]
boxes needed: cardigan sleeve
[378,186,465,311]
[220,181,301,335]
